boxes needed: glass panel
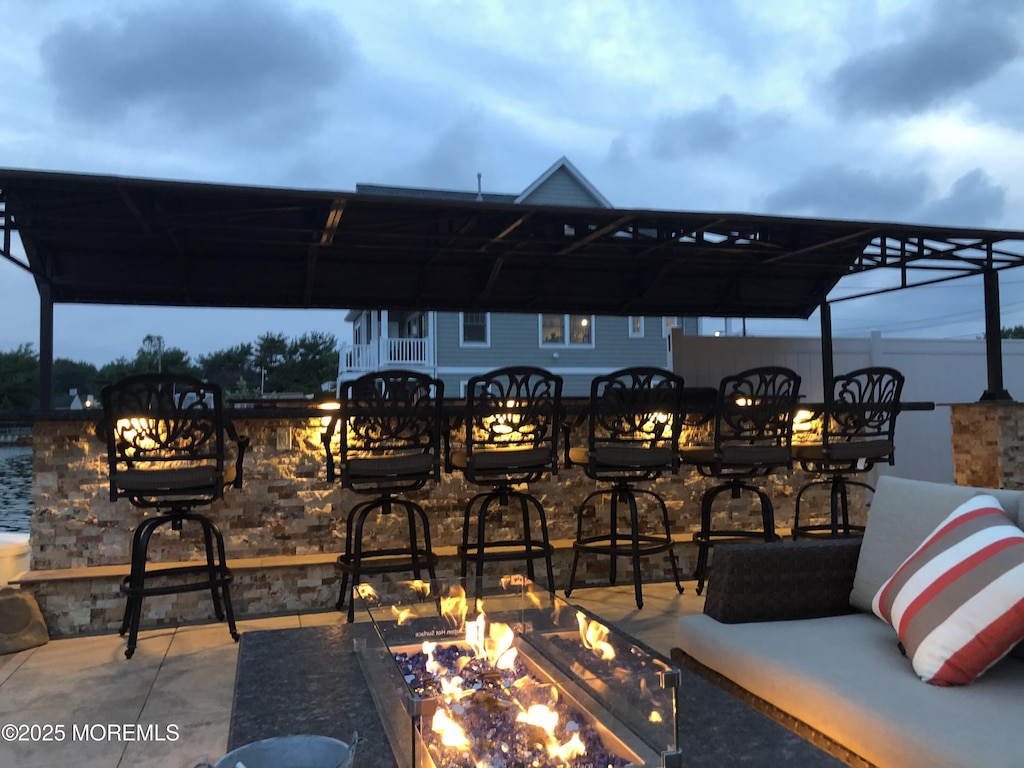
[569,314,592,345]
[541,314,564,344]
[354,578,680,767]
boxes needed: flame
[649,709,664,723]
[551,731,587,760]
[463,600,518,670]
[515,704,588,760]
[500,574,524,590]
[485,621,518,670]
[431,708,470,749]
[440,586,468,629]
[391,604,412,625]
[576,612,615,660]
[422,641,442,677]
[355,583,378,602]
[466,606,487,659]
[516,703,559,734]
[408,579,431,598]
[438,674,471,701]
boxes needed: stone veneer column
[950,402,1024,489]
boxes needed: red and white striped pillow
[872,494,1024,686]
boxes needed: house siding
[518,166,605,207]
[436,311,669,396]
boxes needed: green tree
[198,343,257,395]
[254,332,289,393]
[273,332,339,394]
[0,344,40,409]
[1001,325,1024,339]
[52,358,100,402]
[96,357,140,392]
[134,338,196,376]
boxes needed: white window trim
[537,314,596,348]
[628,316,645,338]
[459,311,491,347]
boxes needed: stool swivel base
[458,488,555,600]
[120,509,238,660]
[336,494,438,623]
[793,475,869,538]
[692,480,781,596]
[565,484,684,610]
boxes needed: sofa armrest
[704,538,862,623]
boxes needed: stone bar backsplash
[951,402,1024,490]
[28,413,830,572]
[22,411,860,636]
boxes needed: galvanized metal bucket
[213,734,354,768]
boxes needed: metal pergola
[2,167,1024,408]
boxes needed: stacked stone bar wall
[23,415,862,636]
[951,402,1024,490]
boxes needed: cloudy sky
[3,0,1024,366]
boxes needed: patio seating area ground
[0,582,842,767]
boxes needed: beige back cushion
[850,476,1024,612]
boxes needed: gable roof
[515,156,612,208]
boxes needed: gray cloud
[40,0,352,135]
[763,165,929,221]
[763,165,1007,227]
[412,112,491,189]
[651,96,741,158]
[919,169,1006,226]
[824,2,1023,117]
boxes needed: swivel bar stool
[792,367,905,538]
[326,370,444,622]
[681,366,801,595]
[102,373,248,659]
[564,367,685,609]
[451,366,560,598]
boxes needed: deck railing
[338,339,433,375]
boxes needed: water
[0,446,32,534]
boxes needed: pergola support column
[981,267,1012,402]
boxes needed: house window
[460,312,490,346]
[540,314,594,346]
[629,316,644,338]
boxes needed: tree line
[0,331,339,410]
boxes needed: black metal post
[981,267,1012,401]
[819,300,834,399]
[39,281,53,411]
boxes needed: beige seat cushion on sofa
[849,476,1024,613]
[675,611,1024,768]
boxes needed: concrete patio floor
[0,582,706,768]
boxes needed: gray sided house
[340,157,696,396]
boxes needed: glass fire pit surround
[354,577,682,768]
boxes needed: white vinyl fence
[671,330,1024,484]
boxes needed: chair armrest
[224,418,249,489]
[703,538,862,624]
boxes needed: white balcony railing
[338,339,433,376]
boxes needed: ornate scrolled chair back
[463,366,562,485]
[712,366,801,472]
[103,373,234,509]
[586,367,683,481]
[335,370,444,493]
[821,367,905,467]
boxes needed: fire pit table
[354,577,682,768]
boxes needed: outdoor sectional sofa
[672,476,1024,768]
